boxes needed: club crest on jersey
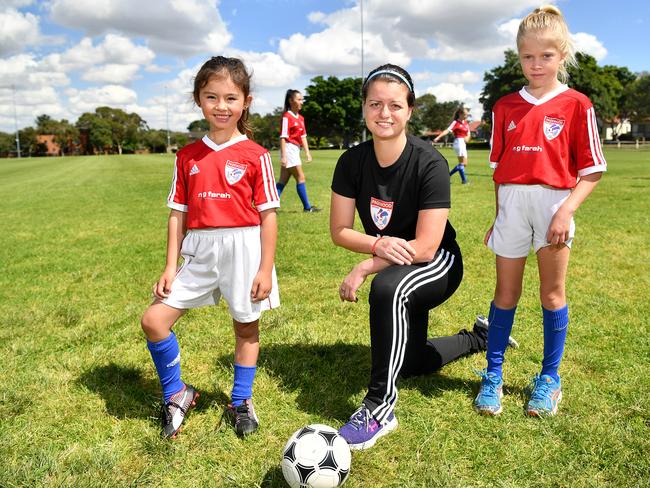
[543,116,565,141]
[370,197,394,230]
[225,160,247,185]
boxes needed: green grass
[1,147,649,487]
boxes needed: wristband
[371,236,383,255]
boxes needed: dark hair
[284,89,301,112]
[454,106,467,121]
[192,56,253,137]
[361,64,415,107]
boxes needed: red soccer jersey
[489,86,606,189]
[447,119,469,139]
[280,111,307,147]
[167,135,280,228]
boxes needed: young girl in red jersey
[275,89,321,212]
[140,56,280,438]
[474,5,606,417]
[434,106,471,184]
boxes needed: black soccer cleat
[161,384,199,439]
[227,399,259,437]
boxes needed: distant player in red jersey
[434,106,471,184]
[275,89,321,212]
[473,5,606,418]
[140,56,280,439]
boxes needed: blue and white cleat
[473,370,504,416]
[526,374,562,417]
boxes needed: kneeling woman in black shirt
[331,64,498,450]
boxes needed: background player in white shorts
[275,89,321,212]
[473,5,607,418]
[434,107,471,184]
[140,56,280,439]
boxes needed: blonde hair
[516,5,577,83]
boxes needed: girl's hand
[484,224,494,246]
[546,207,572,245]
[280,156,288,167]
[305,153,313,162]
[339,264,369,302]
[373,236,416,265]
[251,271,272,302]
[153,267,176,300]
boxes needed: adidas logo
[507,120,517,131]
[189,164,200,176]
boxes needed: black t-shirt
[331,134,457,248]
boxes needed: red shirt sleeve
[253,151,280,212]
[489,103,504,169]
[166,154,188,212]
[572,102,607,177]
[280,114,289,139]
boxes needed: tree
[410,93,462,136]
[479,50,528,121]
[249,109,282,149]
[302,75,364,148]
[624,72,650,122]
[76,107,147,154]
[35,114,60,134]
[142,129,168,153]
[187,119,210,132]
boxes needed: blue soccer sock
[450,165,459,176]
[296,182,312,210]
[486,302,517,378]
[276,181,285,196]
[231,364,257,406]
[147,331,185,403]
[541,305,569,382]
[458,165,467,183]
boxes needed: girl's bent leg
[141,301,186,402]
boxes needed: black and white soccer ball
[281,424,351,488]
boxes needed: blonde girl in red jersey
[434,106,471,184]
[473,6,606,417]
[140,56,280,439]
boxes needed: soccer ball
[281,424,351,488]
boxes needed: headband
[363,69,414,93]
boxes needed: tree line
[1,51,647,158]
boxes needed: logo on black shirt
[370,197,393,230]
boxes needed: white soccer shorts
[282,142,302,168]
[162,226,280,323]
[453,138,467,158]
[487,184,575,258]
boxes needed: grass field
[1,147,649,487]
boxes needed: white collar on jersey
[288,111,300,118]
[519,84,569,106]
[202,134,248,152]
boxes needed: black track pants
[363,243,480,423]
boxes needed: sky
[0,0,647,134]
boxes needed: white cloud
[423,82,483,121]
[82,64,141,84]
[0,54,70,89]
[48,0,232,57]
[0,8,42,56]
[232,50,301,88]
[572,32,607,61]
[67,85,138,114]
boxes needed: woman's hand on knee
[339,265,369,302]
